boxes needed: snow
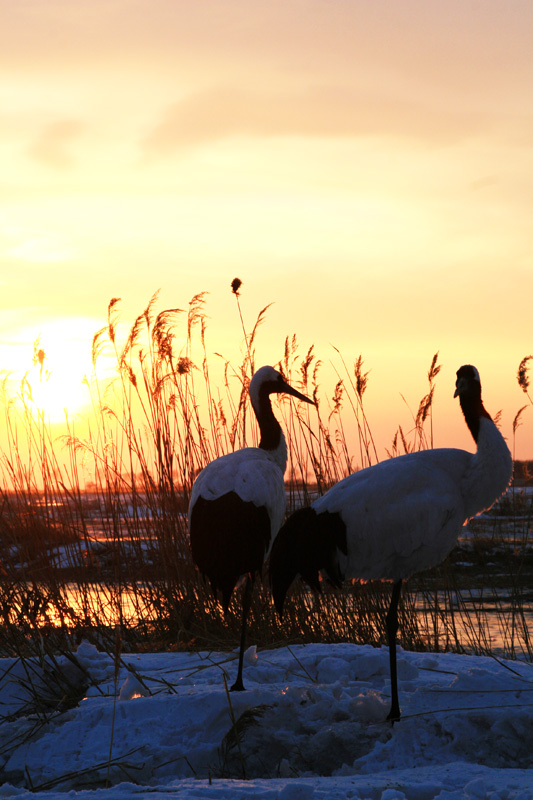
[1,641,533,799]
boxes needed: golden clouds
[28,119,83,169]
[1,0,532,458]
[141,85,492,157]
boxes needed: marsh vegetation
[0,290,531,670]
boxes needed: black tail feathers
[269,506,346,619]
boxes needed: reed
[0,287,531,669]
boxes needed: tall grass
[0,287,531,665]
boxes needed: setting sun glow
[26,363,89,425]
[1,319,99,426]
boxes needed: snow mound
[0,642,532,798]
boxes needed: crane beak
[280,381,315,406]
[454,377,466,398]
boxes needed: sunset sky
[1,0,532,464]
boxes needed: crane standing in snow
[270,365,513,721]
[189,365,314,691]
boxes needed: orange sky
[1,0,532,464]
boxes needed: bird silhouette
[270,364,512,721]
[189,365,314,691]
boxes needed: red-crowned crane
[269,365,513,721]
[189,365,314,691]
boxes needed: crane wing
[314,449,473,581]
[189,448,287,538]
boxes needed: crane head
[249,366,315,409]
[454,364,481,399]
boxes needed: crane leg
[230,575,253,692]
[385,579,402,723]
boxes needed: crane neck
[459,387,492,444]
[251,389,288,473]
[459,387,513,519]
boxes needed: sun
[28,363,91,423]
[20,319,98,424]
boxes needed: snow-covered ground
[1,641,533,799]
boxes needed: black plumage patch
[455,364,491,442]
[316,510,348,582]
[269,506,347,618]
[190,491,271,612]
[255,380,283,451]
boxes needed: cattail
[92,326,107,367]
[107,297,121,344]
[331,380,344,416]
[32,341,46,380]
[300,346,315,388]
[416,386,435,427]
[387,431,399,459]
[354,356,369,400]
[399,425,410,454]
[122,313,144,361]
[32,343,45,369]
[176,357,194,375]
[512,405,528,435]
[517,356,532,393]
[187,293,208,339]
[119,362,137,388]
[215,398,227,428]
[142,290,160,328]
[428,352,441,383]
[283,336,290,368]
